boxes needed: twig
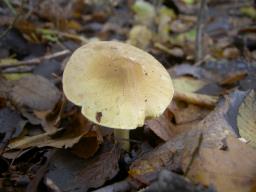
[0,49,70,69]
[3,0,16,15]
[2,66,33,73]
[195,0,207,62]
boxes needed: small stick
[0,49,70,69]
[195,0,207,62]
[2,66,33,73]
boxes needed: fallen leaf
[127,25,152,49]
[240,6,256,19]
[174,91,218,108]
[70,131,100,159]
[132,0,156,26]
[8,112,93,149]
[173,76,208,93]
[26,150,54,192]
[0,77,13,99]
[222,47,240,59]
[157,6,175,42]
[187,136,256,192]
[145,110,174,141]
[4,73,32,81]
[33,59,62,80]
[168,64,218,81]
[220,71,247,86]
[0,107,26,138]
[46,143,120,192]
[130,90,256,191]
[172,104,210,124]
[34,98,65,132]
[129,127,202,185]
[10,75,61,111]
[203,60,256,90]
[145,169,214,192]
[237,90,256,148]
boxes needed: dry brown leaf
[174,91,218,108]
[145,110,174,141]
[145,100,210,142]
[10,75,61,111]
[70,131,100,159]
[129,128,202,185]
[220,71,247,86]
[187,136,256,192]
[34,98,66,132]
[0,107,26,138]
[130,90,256,191]
[8,112,93,149]
[172,104,210,124]
[46,143,120,192]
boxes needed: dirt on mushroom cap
[63,41,174,129]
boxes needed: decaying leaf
[145,110,174,141]
[46,143,120,192]
[34,98,66,133]
[130,91,256,191]
[237,90,256,148]
[0,77,13,99]
[187,136,256,192]
[168,64,219,81]
[8,112,93,149]
[129,127,202,185]
[132,0,156,26]
[127,25,152,49]
[172,104,210,125]
[145,169,214,192]
[10,75,61,111]
[0,107,26,138]
[173,76,208,93]
[70,131,100,159]
[172,76,219,108]
[174,91,218,108]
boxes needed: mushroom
[62,41,174,150]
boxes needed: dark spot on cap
[144,73,148,76]
[96,112,102,123]
[145,99,147,102]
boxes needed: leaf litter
[0,0,256,191]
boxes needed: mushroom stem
[114,129,130,151]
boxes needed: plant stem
[114,129,130,151]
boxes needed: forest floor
[0,0,256,192]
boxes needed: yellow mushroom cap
[63,41,173,129]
